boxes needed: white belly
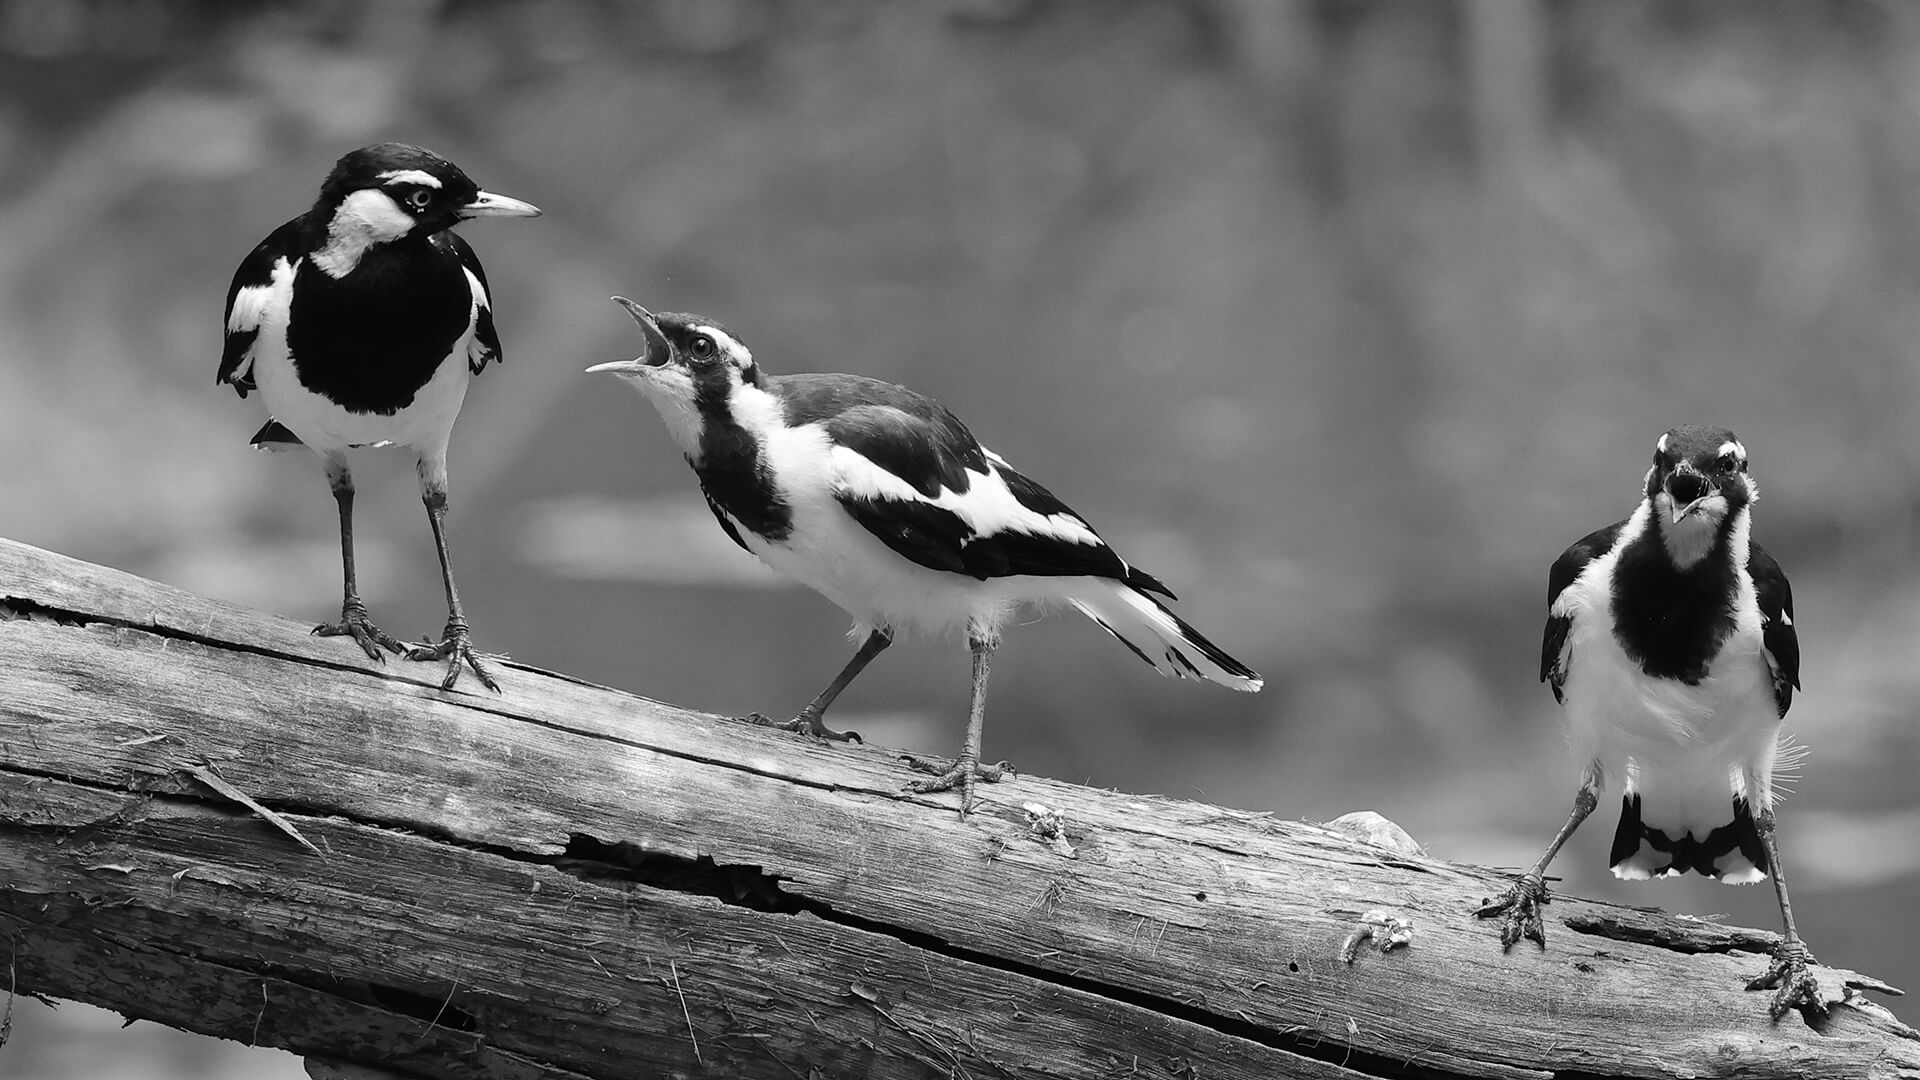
[1559,573,1784,808]
[252,326,474,456]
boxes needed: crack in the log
[547,830,1505,1080]
[1561,911,1779,956]
[3,594,1438,880]
[6,597,1801,1078]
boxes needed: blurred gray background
[3,0,1917,1075]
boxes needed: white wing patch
[827,440,1102,547]
[463,267,494,369]
[463,266,491,311]
[224,256,296,385]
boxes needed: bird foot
[901,753,1013,819]
[1747,939,1827,1021]
[1474,873,1549,950]
[743,709,861,744]
[405,623,500,693]
[312,601,405,662]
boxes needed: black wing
[1541,519,1626,704]
[778,374,1171,596]
[445,231,503,375]
[1749,541,1799,717]
[218,219,304,398]
[703,492,752,554]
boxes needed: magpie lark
[589,298,1262,816]
[218,143,540,691]
[1477,425,1820,1018]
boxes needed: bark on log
[0,536,1913,1080]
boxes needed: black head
[311,142,540,248]
[588,298,764,449]
[595,298,759,384]
[1642,424,1755,565]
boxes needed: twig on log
[183,761,323,858]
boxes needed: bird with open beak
[589,298,1262,817]
[1480,424,1821,1019]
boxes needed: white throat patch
[312,189,416,278]
[1654,491,1729,569]
[616,366,703,453]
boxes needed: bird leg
[751,628,890,743]
[404,464,498,693]
[1745,805,1826,1020]
[903,629,1011,819]
[311,458,404,660]
[1476,780,1598,949]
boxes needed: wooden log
[0,536,1913,1079]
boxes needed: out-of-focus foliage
[1,1,1915,1074]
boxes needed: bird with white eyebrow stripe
[219,143,540,691]
[590,298,1263,816]
[1478,424,1824,1020]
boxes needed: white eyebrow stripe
[1718,440,1746,460]
[694,324,752,365]
[1657,433,1670,455]
[377,169,442,188]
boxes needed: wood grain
[1,537,1914,1079]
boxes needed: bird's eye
[407,189,432,210]
[689,335,716,359]
[1719,452,1744,473]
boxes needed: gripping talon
[1747,940,1826,1020]
[1474,873,1549,950]
[313,601,405,662]
[900,754,1011,819]
[745,708,861,743]
[405,622,499,692]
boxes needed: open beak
[586,296,674,376]
[1664,469,1718,523]
[460,189,543,219]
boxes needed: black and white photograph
[1,2,1917,1077]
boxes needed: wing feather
[776,374,1167,593]
[1542,520,1626,704]
[218,219,304,397]
[446,231,503,375]
[1749,542,1799,717]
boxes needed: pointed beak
[460,189,543,219]
[615,296,673,361]
[584,359,650,376]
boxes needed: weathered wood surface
[0,536,1913,1080]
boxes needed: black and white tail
[1068,581,1263,692]
[1609,793,1768,883]
[249,418,305,452]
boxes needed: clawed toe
[405,626,500,692]
[1747,941,1826,1020]
[900,754,1012,819]
[313,604,405,662]
[1474,874,1549,950]
[745,709,861,743]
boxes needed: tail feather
[1068,582,1262,692]
[1609,793,1769,883]
[249,419,305,452]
